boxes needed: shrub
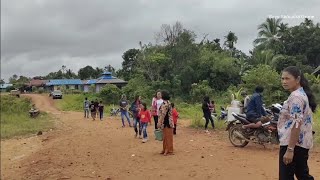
[190,80,213,102]
[99,84,122,104]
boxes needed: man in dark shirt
[243,86,268,129]
[90,101,96,121]
[94,99,99,117]
[119,95,131,127]
[98,101,104,121]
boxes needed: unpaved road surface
[1,94,320,180]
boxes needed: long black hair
[203,96,210,103]
[283,66,317,112]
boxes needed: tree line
[115,18,320,104]
[4,18,320,105]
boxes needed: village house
[0,83,13,92]
[45,79,83,91]
[83,71,127,93]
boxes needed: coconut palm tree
[224,31,238,50]
[254,18,282,49]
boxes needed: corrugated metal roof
[46,79,83,86]
[0,84,13,89]
[96,78,127,84]
[87,79,97,84]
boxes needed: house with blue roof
[0,83,13,92]
[83,71,127,92]
[46,79,83,91]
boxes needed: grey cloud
[1,0,320,81]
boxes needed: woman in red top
[171,103,179,135]
[139,102,151,143]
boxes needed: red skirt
[162,127,173,153]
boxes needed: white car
[52,90,62,99]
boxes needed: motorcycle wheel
[229,124,249,148]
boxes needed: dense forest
[4,18,320,105]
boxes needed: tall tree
[224,31,238,50]
[9,74,18,84]
[254,18,282,50]
[117,49,140,80]
[155,21,183,45]
[78,66,103,80]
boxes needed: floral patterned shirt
[158,100,174,129]
[277,87,313,149]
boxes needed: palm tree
[254,18,282,49]
[252,49,285,66]
[224,31,238,49]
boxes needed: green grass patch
[55,93,99,112]
[1,95,54,139]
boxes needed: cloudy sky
[1,0,319,81]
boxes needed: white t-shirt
[152,98,164,116]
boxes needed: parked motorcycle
[226,103,282,147]
[218,106,227,120]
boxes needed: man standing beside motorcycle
[278,66,316,180]
[242,86,268,129]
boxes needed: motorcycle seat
[232,113,251,125]
[237,114,246,118]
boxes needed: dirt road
[2,94,320,180]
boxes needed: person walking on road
[84,97,90,118]
[119,94,131,127]
[151,91,163,130]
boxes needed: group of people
[116,91,179,155]
[83,98,104,121]
[82,65,317,178]
[86,90,179,155]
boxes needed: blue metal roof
[0,84,13,89]
[46,79,83,86]
[86,79,97,84]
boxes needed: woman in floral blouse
[278,66,317,180]
[157,90,174,156]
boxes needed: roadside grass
[0,95,54,139]
[55,93,99,112]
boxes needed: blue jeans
[84,109,89,118]
[141,122,148,139]
[133,117,141,135]
[121,110,131,126]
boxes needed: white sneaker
[142,138,148,143]
[205,130,209,133]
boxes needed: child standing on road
[90,101,96,121]
[98,101,104,121]
[172,103,179,135]
[139,103,151,143]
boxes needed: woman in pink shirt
[278,66,317,180]
[151,91,163,130]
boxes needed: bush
[190,80,213,102]
[6,86,15,92]
[241,64,286,105]
[37,87,44,94]
[32,86,37,92]
[99,84,122,104]
[122,75,154,102]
